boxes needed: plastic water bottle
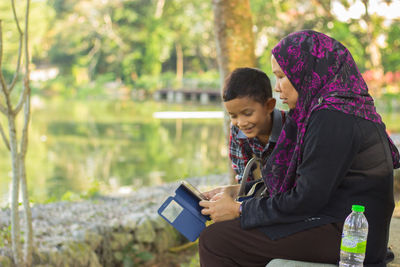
[339,205,369,267]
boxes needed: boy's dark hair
[222,67,272,103]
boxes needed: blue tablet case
[158,183,210,242]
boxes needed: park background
[0,0,399,266]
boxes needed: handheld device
[158,180,210,242]
[181,181,209,201]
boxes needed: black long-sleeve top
[240,109,394,267]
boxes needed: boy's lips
[241,126,255,133]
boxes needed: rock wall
[0,175,229,267]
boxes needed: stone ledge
[388,217,400,267]
[0,175,229,266]
[0,174,398,267]
[267,259,336,267]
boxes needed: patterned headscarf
[263,30,400,196]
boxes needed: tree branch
[9,0,24,92]
[13,86,28,115]
[20,96,30,155]
[0,121,10,150]
[103,13,124,48]
[155,0,165,18]
[311,0,335,20]
[0,20,2,68]
[14,0,31,116]
[11,0,23,33]
[8,37,23,92]
[0,21,10,96]
[20,1,31,153]
[0,103,7,115]
[24,0,30,82]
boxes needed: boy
[203,67,286,199]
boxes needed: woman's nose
[274,83,281,92]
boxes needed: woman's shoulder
[308,109,359,131]
[311,109,358,121]
[311,109,382,129]
[309,109,386,145]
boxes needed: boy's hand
[199,191,241,222]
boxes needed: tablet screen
[181,181,208,201]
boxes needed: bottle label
[340,236,366,254]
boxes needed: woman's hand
[202,186,224,200]
[202,184,240,201]
[199,191,241,222]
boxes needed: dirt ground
[143,243,199,267]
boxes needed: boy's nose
[237,118,248,128]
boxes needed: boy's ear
[264,98,276,112]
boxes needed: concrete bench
[264,217,400,267]
[267,259,337,267]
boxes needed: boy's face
[224,96,276,143]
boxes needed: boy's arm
[229,126,250,183]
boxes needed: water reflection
[0,100,227,205]
[1,97,397,205]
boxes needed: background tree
[250,0,399,77]
[212,0,256,182]
[0,0,33,266]
[212,0,256,82]
[27,0,398,96]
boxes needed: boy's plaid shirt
[229,109,286,183]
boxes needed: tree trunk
[21,72,33,267]
[9,117,23,266]
[361,0,383,96]
[176,42,183,87]
[212,0,256,82]
[155,0,165,19]
[0,1,33,266]
[21,1,33,263]
[212,0,256,183]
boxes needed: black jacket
[240,109,394,267]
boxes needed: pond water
[0,98,228,205]
[0,96,398,206]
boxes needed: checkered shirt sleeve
[229,126,250,183]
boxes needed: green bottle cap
[352,205,365,212]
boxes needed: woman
[199,30,399,267]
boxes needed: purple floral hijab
[263,30,400,196]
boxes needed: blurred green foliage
[115,241,154,267]
[1,0,399,94]
[0,0,399,206]
[0,225,11,247]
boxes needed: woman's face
[271,55,298,109]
